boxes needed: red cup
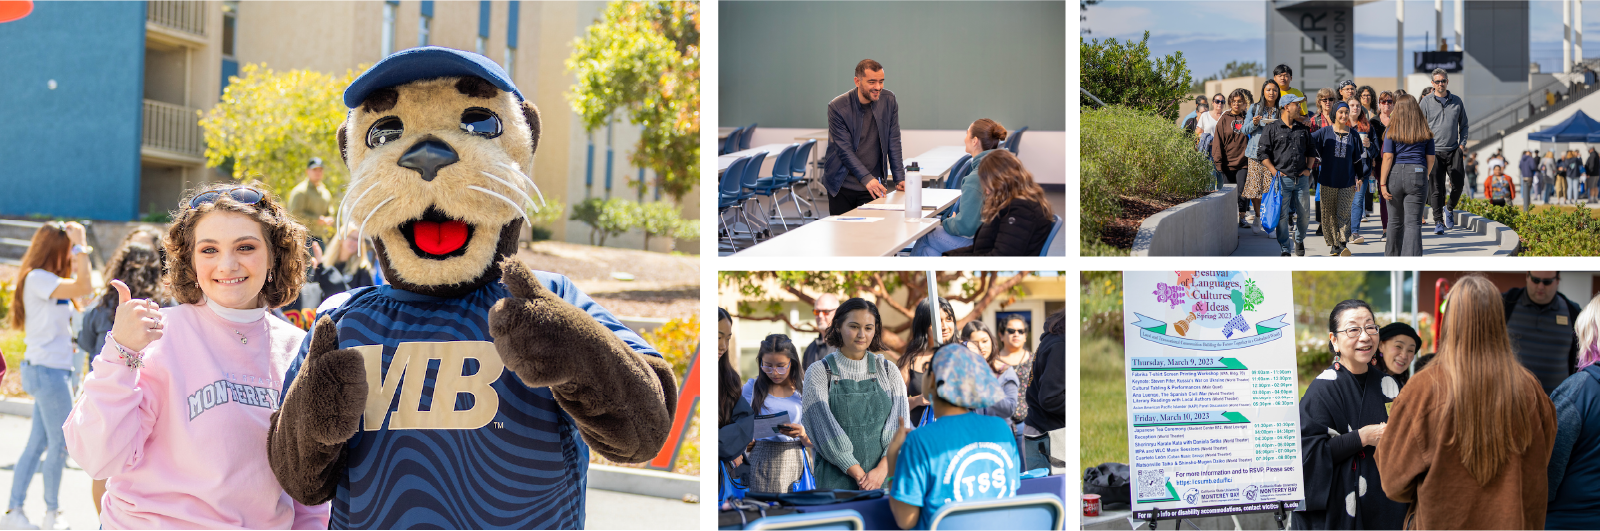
[1083,494,1101,517]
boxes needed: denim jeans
[910,225,974,256]
[1348,178,1367,235]
[8,362,72,512]
[1275,173,1309,254]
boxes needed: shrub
[1080,31,1194,121]
[1458,197,1600,256]
[570,197,641,247]
[639,316,700,476]
[524,199,566,244]
[636,201,697,252]
[1080,105,1214,252]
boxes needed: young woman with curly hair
[63,184,329,529]
[944,150,1056,256]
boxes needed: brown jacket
[1211,111,1249,172]
[1375,365,1557,530]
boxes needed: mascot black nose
[397,137,459,182]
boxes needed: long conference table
[732,188,962,257]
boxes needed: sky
[1082,0,1600,81]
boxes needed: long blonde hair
[975,150,1054,222]
[1435,275,1542,485]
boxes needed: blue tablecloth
[788,475,1066,530]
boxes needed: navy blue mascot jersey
[279,272,658,529]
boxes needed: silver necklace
[230,320,268,345]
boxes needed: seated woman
[910,119,1008,256]
[886,344,1021,530]
[1295,299,1406,529]
[740,334,812,493]
[943,151,1056,256]
[801,298,910,491]
[63,185,328,529]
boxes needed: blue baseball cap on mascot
[344,46,524,108]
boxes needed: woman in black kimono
[1295,299,1408,529]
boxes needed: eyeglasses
[1005,328,1027,335]
[1379,99,1394,104]
[813,308,837,317]
[1336,325,1381,338]
[1529,274,1558,286]
[1433,78,1448,85]
[759,364,790,373]
[188,187,265,210]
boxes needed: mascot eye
[459,108,502,138]
[366,117,404,148]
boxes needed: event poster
[1122,271,1305,520]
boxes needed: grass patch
[1080,105,1215,254]
[1080,336,1128,472]
[2,329,26,398]
[1458,197,1600,255]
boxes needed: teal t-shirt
[889,412,1022,529]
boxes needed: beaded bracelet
[106,332,145,370]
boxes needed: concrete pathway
[0,414,697,530]
[1232,206,1508,257]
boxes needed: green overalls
[815,352,894,490]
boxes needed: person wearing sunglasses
[1502,272,1583,394]
[1419,68,1469,234]
[800,294,840,374]
[995,316,1034,426]
[740,334,814,493]
[1296,299,1407,530]
[63,184,329,529]
[1195,92,1226,154]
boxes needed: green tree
[1080,31,1193,121]
[636,201,697,252]
[199,63,357,202]
[718,271,1040,355]
[1192,60,1265,92]
[571,197,640,247]
[568,1,699,204]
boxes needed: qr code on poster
[1136,468,1167,500]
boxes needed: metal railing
[147,1,205,36]
[142,99,205,157]
[1469,59,1600,145]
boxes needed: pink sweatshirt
[64,303,329,530]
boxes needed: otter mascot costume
[268,47,677,529]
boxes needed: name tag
[1558,315,1570,326]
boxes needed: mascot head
[337,46,542,298]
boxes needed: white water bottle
[905,164,923,219]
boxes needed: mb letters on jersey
[356,341,507,431]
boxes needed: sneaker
[1281,251,1291,257]
[1434,222,1445,235]
[1444,208,1455,229]
[1295,247,1305,257]
[1330,247,1341,256]
[1351,235,1366,244]
[1340,246,1352,257]
[0,509,38,530]
[1238,217,1249,228]
[1251,216,1265,236]
[37,512,64,531]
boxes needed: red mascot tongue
[412,220,469,255]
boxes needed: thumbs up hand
[110,279,165,352]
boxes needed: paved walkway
[0,414,697,530]
[1232,205,1507,257]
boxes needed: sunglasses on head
[188,187,265,210]
[1530,274,1557,286]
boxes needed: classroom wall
[719,1,1066,132]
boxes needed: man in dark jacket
[1587,147,1600,201]
[822,59,903,215]
[1503,272,1582,394]
[1023,310,1064,472]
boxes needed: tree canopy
[567,1,699,204]
[200,63,357,202]
[1080,31,1193,121]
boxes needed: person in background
[1374,92,1395,233]
[1195,92,1225,149]
[63,185,328,529]
[1376,322,1420,390]
[899,298,956,426]
[801,298,909,491]
[1346,99,1377,245]
[1546,293,1600,530]
[1357,85,1379,118]
[1296,300,1407,529]
[308,223,374,301]
[285,158,334,245]
[1272,65,1309,124]
[1023,310,1064,472]
[1588,147,1600,202]
[994,316,1034,428]
[1337,80,1358,109]
[886,344,1020,530]
[1311,88,1338,132]
[1420,68,1469,233]
[966,321,1020,432]
[718,308,754,497]
[1240,80,1282,236]
[823,59,904,215]
[1212,89,1254,229]
[1567,150,1584,204]
[1555,152,1572,205]
[1521,150,1539,211]
[741,334,812,493]
[1378,275,1557,530]
[801,294,840,374]
[1542,151,1559,205]
[1,222,93,531]
[1484,163,1516,207]
[1256,93,1318,256]
[1311,101,1363,256]
[1379,96,1435,257]
[1465,151,1479,200]
[1503,272,1581,394]
[909,118,1007,256]
[1179,94,1207,130]
[942,151,1055,256]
